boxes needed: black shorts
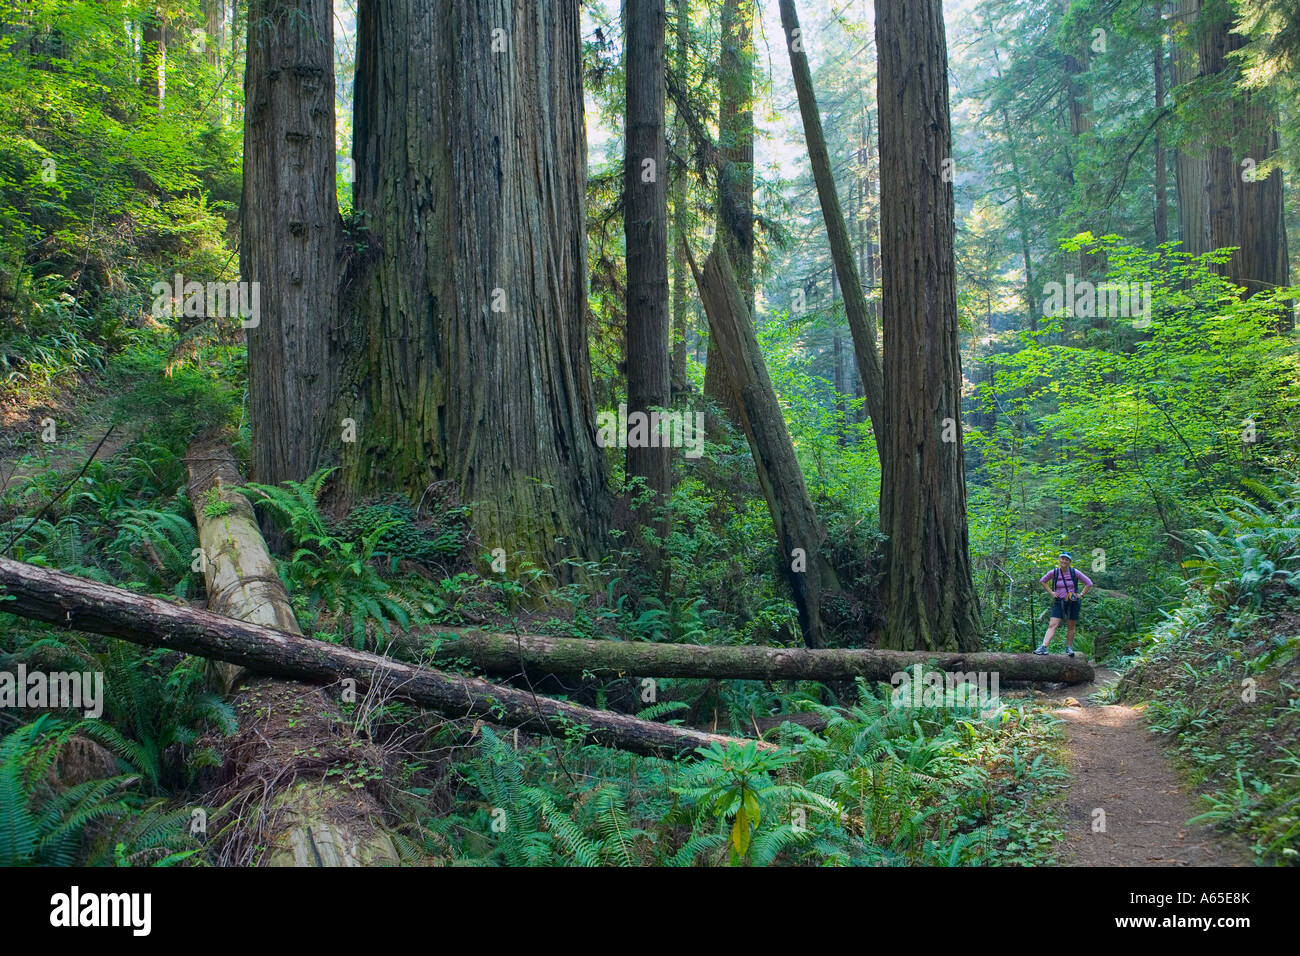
[1051,598,1080,621]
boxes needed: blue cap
[1059,553,1072,561]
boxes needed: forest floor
[1043,669,1253,866]
[0,375,1266,868]
[0,377,129,497]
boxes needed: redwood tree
[875,0,982,652]
[241,0,337,486]
[703,0,754,422]
[624,0,672,542]
[244,0,609,573]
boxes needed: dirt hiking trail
[1044,668,1252,866]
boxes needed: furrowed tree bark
[186,438,399,867]
[337,0,608,575]
[0,557,766,758]
[241,0,337,486]
[1172,1,1210,256]
[778,0,884,459]
[424,629,1095,684]
[670,0,692,399]
[875,0,983,652]
[624,0,672,556]
[1172,0,1289,300]
[703,0,753,424]
[688,240,839,649]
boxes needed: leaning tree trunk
[0,557,766,758]
[241,0,337,486]
[186,438,399,867]
[689,241,840,649]
[875,0,982,652]
[337,0,608,576]
[778,0,885,459]
[704,0,754,425]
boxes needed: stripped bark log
[424,629,1094,684]
[186,438,399,867]
[0,556,766,758]
[688,240,840,649]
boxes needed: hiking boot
[1033,645,1049,655]
[1066,646,1076,657]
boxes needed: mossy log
[424,629,1095,684]
[0,555,766,759]
[186,437,400,867]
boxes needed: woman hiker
[1034,552,1093,657]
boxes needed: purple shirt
[1041,567,1093,599]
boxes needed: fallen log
[186,437,400,867]
[0,555,763,758]
[424,629,1095,684]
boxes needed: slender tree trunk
[201,0,223,69]
[1062,20,1103,277]
[1154,28,1169,245]
[336,0,609,574]
[670,0,691,399]
[875,0,982,652]
[624,0,672,547]
[991,45,1038,329]
[778,0,884,459]
[241,0,336,486]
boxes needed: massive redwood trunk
[874,0,982,652]
[241,0,337,486]
[337,0,608,573]
[1173,0,1289,297]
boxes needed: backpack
[1053,566,1081,601]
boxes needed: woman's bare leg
[1041,616,1062,648]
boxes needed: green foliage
[675,740,801,864]
[245,468,416,648]
[334,498,468,570]
[1182,478,1300,611]
[420,679,1066,867]
[0,714,198,867]
[0,1,242,402]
